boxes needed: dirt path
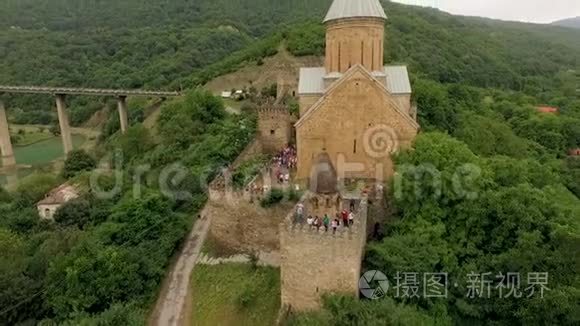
[149,212,210,326]
[197,251,281,266]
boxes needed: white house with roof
[37,184,80,219]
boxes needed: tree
[454,112,529,158]
[260,83,277,99]
[367,132,580,325]
[113,124,154,164]
[62,149,97,179]
[45,239,144,317]
[53,198,92,229]
[0,186,11,203]
[50,124,61,136]
[14,173,59,208]
[0,229,40,325]
[286,295,448,325]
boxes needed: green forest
[0,0,579,325]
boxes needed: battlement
[281,193,368,244]
[208,169,269,205]
[280,194,368,311]
[208,138,265,196]
[257,104,291,116]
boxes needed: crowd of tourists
[294,204,355,234]
[274,145,297,169]
[273,145,296,184]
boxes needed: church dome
[323,0,387,23]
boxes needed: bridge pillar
[55,94,73,155]
[117,96,128,134]
[0,100,16,168]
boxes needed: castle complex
[208,0,419,313]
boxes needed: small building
[36,184,79,219]
[537,106,559,114]
[221,91,232,98]
[569,148,580,156]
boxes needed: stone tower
[257,104,293,154]
[324,0,387,74]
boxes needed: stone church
[295,0,419,185]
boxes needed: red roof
[37,184,79,205]
[569,148,580,156]
[536,106,559,114]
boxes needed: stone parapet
[280,195,367,311]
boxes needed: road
[149,212,210,326]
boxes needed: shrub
[53,198,92,230]
[49,124,60,136]
[236,287,257,309]
[287,188,302,202]
[14,173,59,208]
[62,149,97,179]
[260,188,284,207]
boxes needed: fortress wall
[207,191,293,254]
[231,138,263,168]
[280,198,368,311]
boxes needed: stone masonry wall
[299,94,322,117]
[280,197,368,311]
[296,68,418,182]
[258,106,293,154]
[325,18,385,73]
[207,191,294,254]
[206,137,291,254]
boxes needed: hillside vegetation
[0,0,579,325]
[1,0,578,125]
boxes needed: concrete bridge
[0,85,180,168]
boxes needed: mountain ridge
[552,16,580,29]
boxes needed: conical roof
[324,0,387,23]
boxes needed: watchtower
[257,103,293,154]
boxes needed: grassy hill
[1,0,578,127]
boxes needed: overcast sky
[392,0,580,24]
